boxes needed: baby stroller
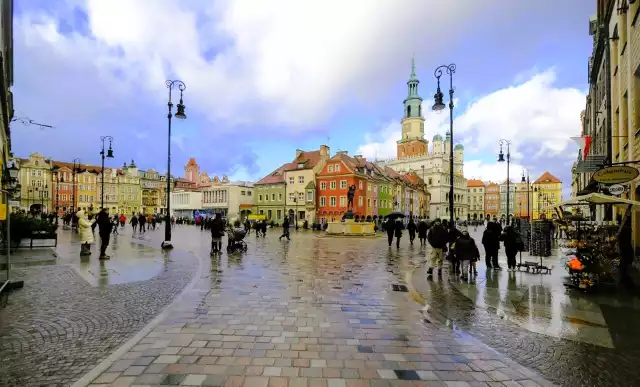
[226,227,248,253]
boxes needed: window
[265,194,269,201]
[278,193,283,200]
[335,164,341,172]
[320,182,327,190]
[330,196,336,207]
[367,198,371,207]
[358,181,363,190]
[241,190,246,195]
[307,191,313,202]
[272,193,276,200]
[340,180,347,189]
[259,194,263,202]
[328,165,334,173]
[339,196,346,207]
[298,176,304,184]
[330,181,337,190]
[358,197,363,206]
[320,196,326,206]
[289,193,295,201]
[289,176,294,184]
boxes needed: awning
[546,193,640,209]
[239,204,253,209]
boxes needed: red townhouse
[316,151,368,222]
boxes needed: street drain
[391,284,408,292]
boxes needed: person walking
[426,219,448,277]
[138,213,146,233]
[96,208,113,260]
[453,229,480,281]
[210,213,225,254]
[417,218,428,246]
[261,220,268,237]
[501,224,522,271]
[385,218,395,247]
[447,224,463,274]
[279,216,290,241]
[77,210,94,256]
[407,217,417,245]
[130,215,138,233]
[394,219,403,248]
[482,220,502,270]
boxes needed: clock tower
[397,57,428,160]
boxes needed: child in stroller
[226,226,248,253]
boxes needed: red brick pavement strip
[79,240,555,387]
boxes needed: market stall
[550,193,640,291]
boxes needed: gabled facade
[254,167,286,222]
[533,171,562,219]
[118,161,141,215]
[485,182,500,219]
[499,180,516,219]
[316,151,367,222]
[283,145,330,224]
[467,179,485,220]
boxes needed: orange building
[316,152,368,222]
[485,182,500,219]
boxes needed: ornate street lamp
[100,136,114,209]
[497,139,511,225]
[521,169,531,220]
[432,63,456,223]
[2,162,23,291]
[162,80,187,249]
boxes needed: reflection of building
[499,180,515,219]
[283,146,329,224]
[467,179,485,220]
[533,171,562,219]
[484,182,499,218]
[375,59,468,220]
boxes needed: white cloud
[464,159,527,184]
[356,69,586,166]
[16,0,529,132]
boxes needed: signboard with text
[593,166,639,184]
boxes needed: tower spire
[410,55,417,80]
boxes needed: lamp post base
[161,241,174,250]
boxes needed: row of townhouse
[253,145,430,224]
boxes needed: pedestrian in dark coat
[407,218,417,245]
[453,230,480,281]
[482,221,502,270]
[279,217,290,241]
[96,209,113,260]
[394,219,403,248]
[210,213,225,253]
[501,225,522,271]
[417,219,428,246]
[385,218,395,247]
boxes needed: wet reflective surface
[413,229,640,386]
[85,226,551,387]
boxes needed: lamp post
[41,184,47,210]
[53,168,61,224]
[521,170,531,220]
[432,63,456,223]
[72,158,81,213]
[99,136,114,209]
[497,139,512,225]
[163,80,187,250]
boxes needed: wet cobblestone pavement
[411,230,640,387]
[82,227,553,387]
[0,227,199,386]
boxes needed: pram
[226,227,248,253]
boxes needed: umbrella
[385,211,405,220]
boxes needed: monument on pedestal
[326,185,375,236]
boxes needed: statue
[347,185,356,210]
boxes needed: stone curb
[70,244,206,387]
[405,262,558,387]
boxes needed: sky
[11,0,594,197]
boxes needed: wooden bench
[28,231,58,248]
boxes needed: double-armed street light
[497,139,512,225]
[162,80,187,250]
[432,63,456,223]
[99,136,114,209]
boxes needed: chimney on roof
[296,149,303,158]
[320,145,329,157]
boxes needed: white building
[376,59,468,220]
[170,191,202,218]
[201,181,254,220]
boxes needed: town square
[1,1,640,387]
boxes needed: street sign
[593,165,639,184]
[608,184,626,196]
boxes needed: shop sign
[593,166,639,184]
[608,184,626,196]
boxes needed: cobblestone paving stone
[85,228,553,387]
[0,228,199,386]
[411,253,640,387]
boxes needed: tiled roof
[52,160,103,173]
[467,179,485,187]
[534,171,562,184]
[255,167,285,185]
[285,150,323,171]
[186,158,198,166]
